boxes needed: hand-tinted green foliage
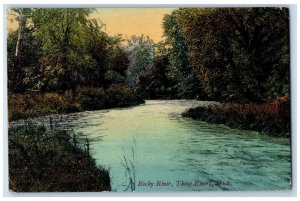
[163,8,290,103]
[8,8,130,92]
[22,9,92,91]
[7,28,43,92]
[183,96,290,137]
[135,42,176,99]
[9,124,111,192]
[8,9,36,92]
[162,10,205,99]
[7,8,144,121]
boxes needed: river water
[12,100,292,192]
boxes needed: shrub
[183,96,290,137]
[106,84,137,107]
[8,86,144,121]
[75,86,107,110]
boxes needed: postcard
[7,7,291,192]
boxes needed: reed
[121,137,137,192]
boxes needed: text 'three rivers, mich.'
[137,180,231,188]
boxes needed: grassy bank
[183,96,290,138]
[9,123,111,192]
[8,84,144,121]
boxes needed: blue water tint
[56,100,292,192]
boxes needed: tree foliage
[163,11,204,99]
[163,8,290,103]
[8,8,129,92]
[126,35,154,92]
[8,8,290,104]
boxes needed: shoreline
[182,96,290,138]
[9,124,111,192]
[8,86,145,121]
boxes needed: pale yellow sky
[93,8,175,42]
[7,8,176,42]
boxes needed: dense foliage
[9,124,111,192]
[162,8,290,103]
[8,8,130,92]
[135,42,176,99]
[9,8,289,103]
[163,12,204,99]
[8,8,144,122]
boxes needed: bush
[8,92,71,121]
[75,86,107,110]
[75,85,144,110]
[8,86,145,121]
[183,96,290,137]
[106,84,141,107]
[9,124,111,192]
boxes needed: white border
[1,1,299,200]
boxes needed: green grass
[9,123,111,192]
[183,96,290,138]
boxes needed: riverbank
[182,96,290,138]
[9,123,111,192]
[8,84,144,121]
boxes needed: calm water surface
[14,100,292,191]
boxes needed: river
[12,100,292,192]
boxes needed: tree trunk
[15,9,26,57]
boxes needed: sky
[7,8,176,43]
[92,8,175,42]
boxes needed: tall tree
[31,8,94,91]
[7,8,130,92]
[8,8,36,92]
[163,10,204,99]
[11,8,33,57]
[169,8,289,103]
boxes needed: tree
[163,10,205,99]
[7,8,131,92]
[8,9,36,92]
[167,8,289,103]
[31,8,94,91]
[104,36,129,86]
[135,41,173,98]
[126,35,154,92]
[11,8,33,57]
